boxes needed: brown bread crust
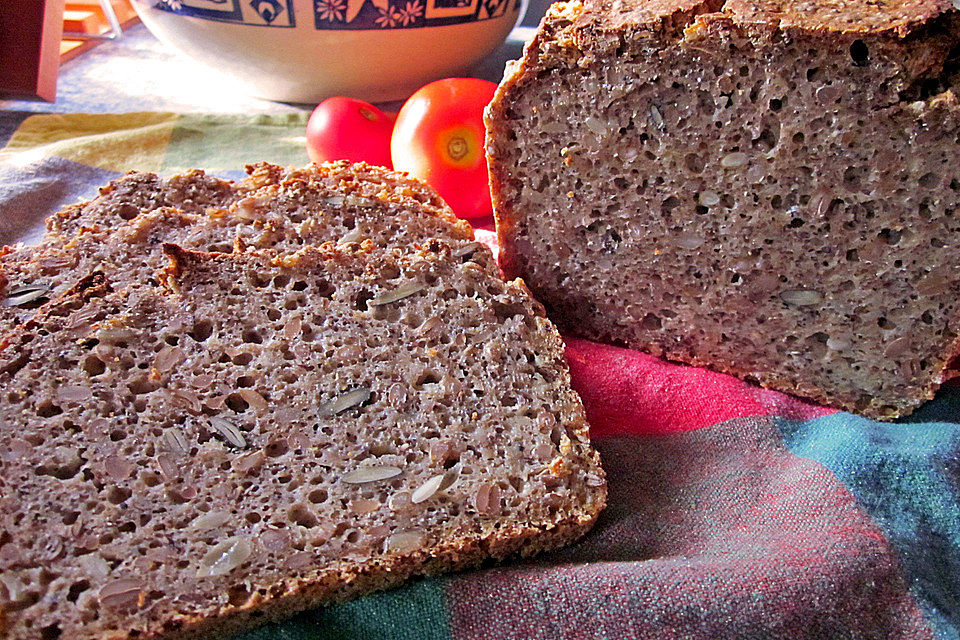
[486,0,960,419]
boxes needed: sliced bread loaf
[0,239,605,640]
[485,0,960,418]
[1,162,477,328]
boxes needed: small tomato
[306,97,395,168]
[390,78,498,219]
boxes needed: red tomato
[391,78,498,219]
[306,97,395,168]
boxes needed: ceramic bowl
[130,0,526,103]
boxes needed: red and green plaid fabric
[2,111,958,639]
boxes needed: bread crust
[99,508,600,640]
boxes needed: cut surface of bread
[1,161,475,329]
[44,169,242,243]
[0,241,605,640]
[485,0,960,419]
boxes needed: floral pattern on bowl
[155,0,521,29]
[156,0,296,26]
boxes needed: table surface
[0,1,550,115]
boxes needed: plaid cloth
[2,111,959,640]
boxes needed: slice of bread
[40,162,458,247]
[44,169,241,242]
[0,238,605,639]
[485,0,960,419]
[1,162,477,329]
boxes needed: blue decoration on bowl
[155,0,514,28]
[155,0,296,26]
[134,0,527,102]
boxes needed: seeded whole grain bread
[0,236,605,639]
[1,161,472,328]
[485,0,960,419]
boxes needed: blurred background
[0,0,555,114]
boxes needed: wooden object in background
[63,9,102,34]
[0,0,67,101]
[60,0,139,62]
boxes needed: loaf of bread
[0,178,605,637]
[485,0,960,419]
[1,161,473,329]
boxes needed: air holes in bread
[189,320,213,342]
[850,40,869,65]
